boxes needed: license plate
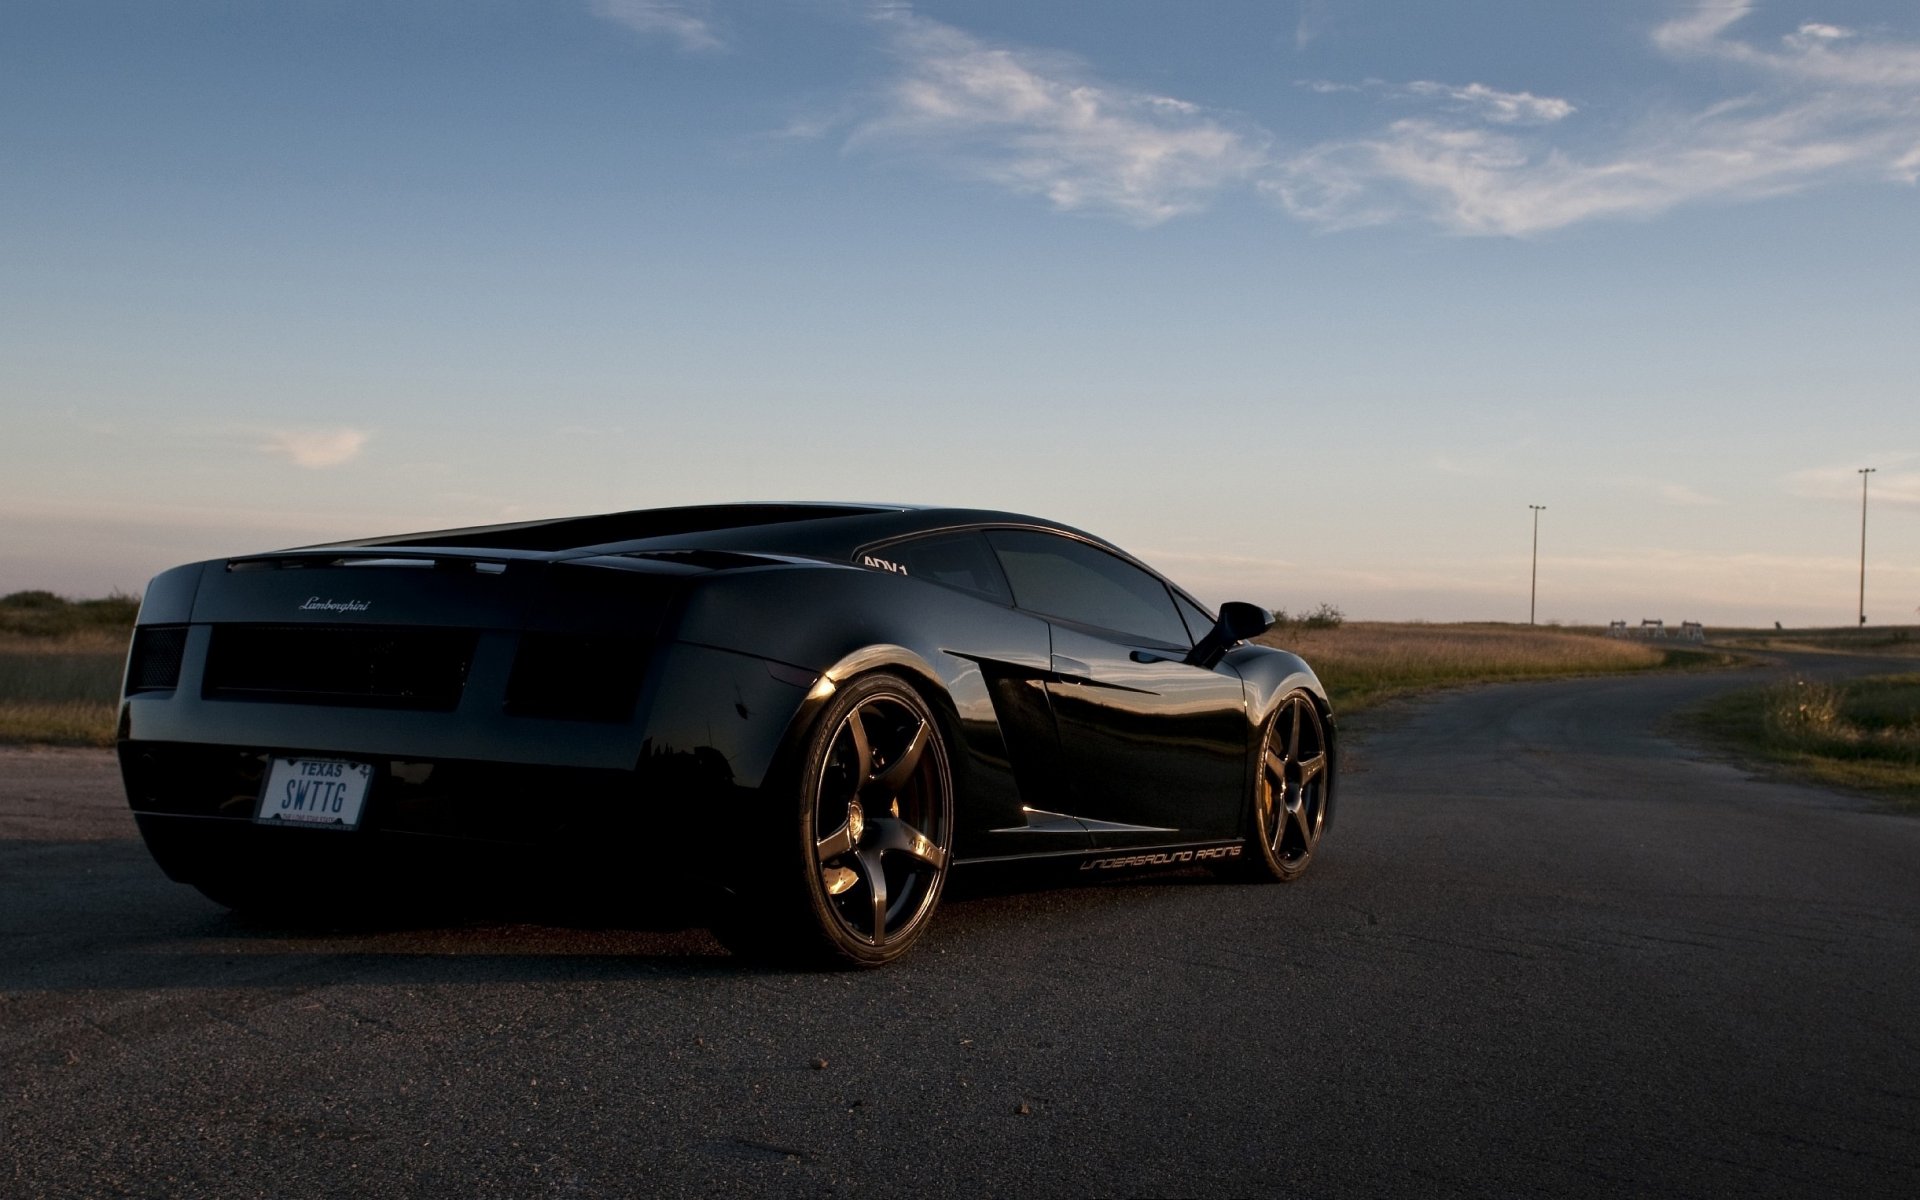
[255,758,373,830]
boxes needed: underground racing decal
[1080,846,1242,871]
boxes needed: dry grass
[1688,674,1920,804]
[1260,621,1728,712]
[0,630,127,747]
[0,610,1735,747]
[1711,624,1920,658]
[0,701,118,748]
[0,589,139,639]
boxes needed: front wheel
[713,672,954,967]
[1235,689,1331,882]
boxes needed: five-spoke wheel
[1242,689,1331,881]
[716,671,953,967]
[811,683,951,952]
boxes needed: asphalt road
[3,654,1917,1198]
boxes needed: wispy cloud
[260,428,370,469]
[1787,460,1920,509]
[1653,481,1722,507]
[848,12,1266,225]
[1273,3,1920,235]
[1401,81,1576,125]
[1608,475,1723,507]
[1294,1,1333,52]
[1140,548,1299,572]
[1297,78,1575,125]
[1654,6,1920,87]
[590,0,724,53]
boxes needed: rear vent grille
[506,634,646,722]
[204,625,477,711]
[126,626,188,693]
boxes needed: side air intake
[505,634,647,722]
[125,626,189,693]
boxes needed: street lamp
[1529,504,1546,626]
[1858,467,1876,627]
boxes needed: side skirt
[953,838,1246,873]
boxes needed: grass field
[0,594,1735,747]
[1259,620,1734,712]
[0,629,127,748]
[0,592,133,747]
[1686,673,1920,804]
[1708,624,1920,657]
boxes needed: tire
[1234,689,1331,882]
[712,671,955,968]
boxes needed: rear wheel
[714,672,954,967]
[1236,689,1331,882]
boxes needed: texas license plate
[255,758,373,830]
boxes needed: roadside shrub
[1302,602,1345,630]
[1765,678,1844,739]
[0,591,140,639]
[1755,675,1920,765]
[1272,603,1345,633]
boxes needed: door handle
[1129,650,1168,664]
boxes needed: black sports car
[118,503,1336,965]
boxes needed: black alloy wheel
[718,671,953,967]
[1242,689,1330,881]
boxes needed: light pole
[1529,504,1546,625]
[1858,467,1876,627]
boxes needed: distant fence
[1607,619,1704,643]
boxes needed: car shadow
[1,837,1236,993]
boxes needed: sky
[3,0,1918,626]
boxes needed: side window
[986,529,1191,648]
[1173,592,1216,645]
[859,531,1010,604]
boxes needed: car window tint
[862,532,1010,603]
[1174,592,1215,644]
[986,530,1190,647]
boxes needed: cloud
[589,0,723,53]
[1787,462,1920,509]
[1403,81,1576,125]
[1275,4,1920,234]
[260,428,370,469]
[848,13,1266,224]
[1297,78,1575,124]
[1140,549,1299,572]
[1648,3,1751,56]
[1655,4,1920,87]
[1606,475,1723,506]
[1653,482,1722,507]
[1295,1,1333,51]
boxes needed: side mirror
[1187,601,1275,668]
[1217,601,1275,642]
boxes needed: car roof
[316,502,1111,560]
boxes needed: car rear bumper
[119,739,735,887]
